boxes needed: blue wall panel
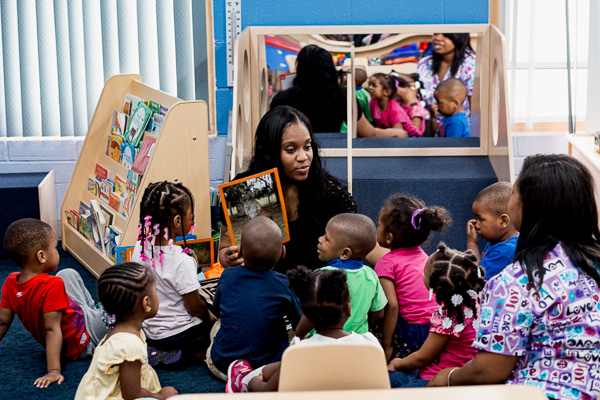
[212,0,489,135]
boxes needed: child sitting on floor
[466,182,519,279]
[0,218,107,388]
[296,213,388,338]
[341,68,373,133]
[374,195,450,362]
[226,265,382,392]
[391,72,428,136]
[131,181,214,367]
[76,263,178,400]
[434,78,470,137]
[388,243,485,387]
[206,216,302,380]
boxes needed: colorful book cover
[111,109,128,136]
[121,142,136,169]
[122,93,145,116]
[88,212,105,253]
[109,192,123,212]
[122,192,135,217]
[87,177,99,196]
[126,169,140,192]
[95,163,108,181]
[131,135,157,175]
[114,175,126,196]
[159,105,168,116]
[64,210,76,229]
[79,213,92,240]
[109,134,124,164]
[99,179,112,204]
[147,100,161,114]
[78,201,90,217]
[125,101,152,147]
[105,225,122,262]
[150,113,164,137]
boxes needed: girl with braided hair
[75,263,178,399]
[387,243,484,388]
[131,181,213,367]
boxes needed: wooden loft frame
[231,24,513,183]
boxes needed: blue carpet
[0,245,225,399]
[323,155,497,254]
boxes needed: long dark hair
[431,33,474,77]
[248,106,332,223]
[293,45,340,99]
[514,154,600,289]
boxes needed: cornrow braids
[97,262,154,321]
[287,265,350,332]
[138,181,195,268]
[428,243,485,324]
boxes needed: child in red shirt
[0,219,107,388]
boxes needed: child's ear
[173,214,182,228]
[345,302,352,316]
[280,244,286,260]
[383,88,392,98]
[384,232,394,248]
[499,213,511,229]
[141,295,152,313]
[339,247,353,261]
[36,249,46,264]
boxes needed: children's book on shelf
[99,179,112,204]
[131,134,157,175]
[122,192,134,217]
[111,109,128,136]
[109,193,123,213]
[114,175,126,196]
[121,142,136,169]
[109,134,124,163]
[99,203,115,227]
[122,93,145,117]
[105,225,122,262]
[125,102,152,147]
[79,214,92,240]
[95,163,108,181]
[126,169,140,192]
[87,178,99,196]
[218,168,290,246]
[149,113,165,137]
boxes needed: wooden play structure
[60,74,211,278]
[229,24,513,185]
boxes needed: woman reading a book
[219,105,364,273]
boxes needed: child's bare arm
[379,278,398,362]
[466,219,480,262]
[294,315,315,340]
[0,307,15,342]
[35,310,64,388]
[120,360,178,399]
[182,291,211,320]
[388,332,450,371]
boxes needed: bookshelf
[61,74,211,278]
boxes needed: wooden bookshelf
[61,74,211,278]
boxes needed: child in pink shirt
[368,73,419,136]
[375,194,450,362]
[387,243,485,387]
[392,72,428,136]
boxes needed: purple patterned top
[473,242,600,400]
[417,51,476,123]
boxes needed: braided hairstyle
[138,181,195,267]
[97,262,154,321]
[287,265,350,332]
[379,194,451,249]
[427,243,486,324]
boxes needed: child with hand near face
[466,182,518,279]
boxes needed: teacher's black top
[231,170,357,274]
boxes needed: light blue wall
[212,0,489,135]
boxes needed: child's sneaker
[226,359,253,393]
[148,346,183,367]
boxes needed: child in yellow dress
[75,263,178,400]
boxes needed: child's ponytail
[381,194,451,249]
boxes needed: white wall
[511,132,569,179]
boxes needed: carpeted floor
[0,245,225,399]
